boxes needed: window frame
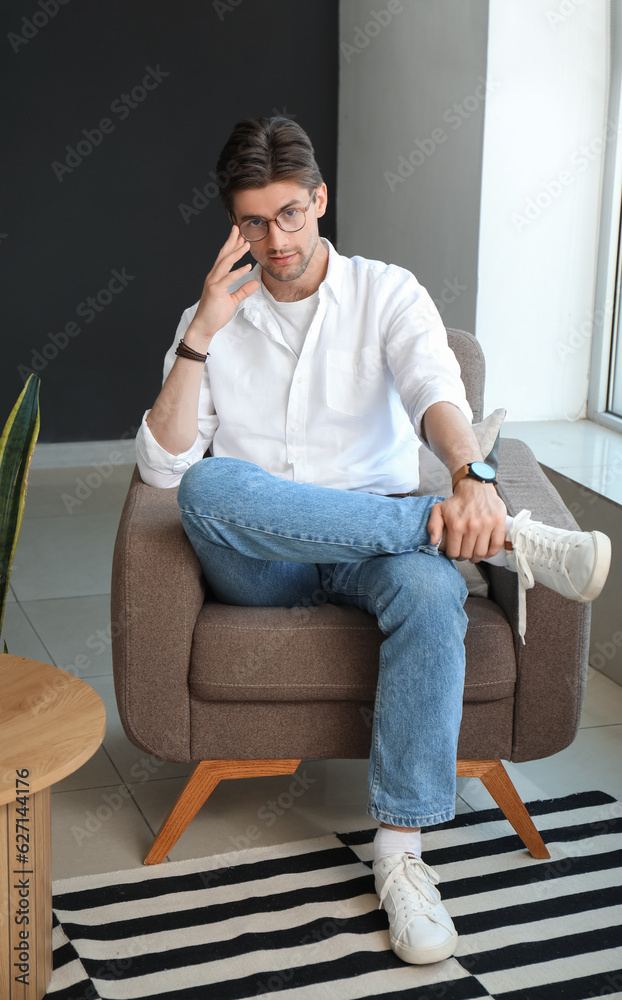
[588,0,622,433]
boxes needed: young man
[136,117,611,966]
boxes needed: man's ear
[315,183,328,220]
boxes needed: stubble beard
[258,231,319,283]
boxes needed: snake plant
[0,374,40,652]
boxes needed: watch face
[470,461,496,481]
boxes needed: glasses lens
[276,208,304,232]
[240,219,268,241]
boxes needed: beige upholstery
[111,329,590,854]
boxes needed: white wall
[338,0,489,335]
[476,0,609,420]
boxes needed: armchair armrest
[111,466,206,761]
[486,438,591,762]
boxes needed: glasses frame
[232,191,317,242]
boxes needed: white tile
[31,440,136,470]
[456,763,559,815]
[9,513,121,600]
[457,725,622,813]
[52,783,155,879]
[0,602,54,662]
[454,792,476,814]
[511,726,622,801]
[455,775,498,812]
[27,464,134,487]
[103,727,193,788]
[23,463,134,518]
[581,666,622,728]
[52,745,122,794]
[81,673,124,725]
[18,594,114,676]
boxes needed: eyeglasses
[234,192,317,242]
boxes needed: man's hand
[420,402,507,562]
[145,227,260,458]
[186,225,260,349]
[427,479,507,562]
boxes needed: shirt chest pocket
[325,346,386,417]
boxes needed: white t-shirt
[261,284,319,358]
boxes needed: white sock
[482,515,514,567]
[373,826,422,865]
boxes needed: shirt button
[290,424,299,432]
[296,377,303,384]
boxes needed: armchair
[111,329,590,864]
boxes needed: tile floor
[4,452,622,881]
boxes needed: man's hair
[216,116,324,213]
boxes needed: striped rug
[44,790,622,1000]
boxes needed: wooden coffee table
[0,655,106,1000]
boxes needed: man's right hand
[186,225,260,348]
[145,227,259,459]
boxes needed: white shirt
[136,238,473,492]
[262,284,319,358]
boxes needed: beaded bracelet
[175,338,210,362]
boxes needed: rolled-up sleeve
[135,303,219,488]
[383,271,472,442]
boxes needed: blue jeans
[177,457,469,828]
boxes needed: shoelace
[506,508,574,644]
[377,856,444,941]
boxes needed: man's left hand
[427,479,507,562]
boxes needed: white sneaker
[506,509,612,643]
[373,853,457,964]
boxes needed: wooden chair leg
[457,759,550,859]
[144,758,302,865]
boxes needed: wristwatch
[451,461,498,492]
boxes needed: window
[606,204,622,418]
[589,1,622,432]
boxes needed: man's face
[230,180,327,283]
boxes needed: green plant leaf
[0,374,40,644]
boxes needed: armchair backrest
[446,328,485,423]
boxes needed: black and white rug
[44,790,622,1000]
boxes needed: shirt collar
[237,237,343,319]
[319,238,343,303]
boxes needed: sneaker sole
[391,929,458,965]
[579,531,611,602]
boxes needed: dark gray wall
[338,0,488,334]
[1,0,338,441]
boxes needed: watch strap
[451,463,498,492]
[451,464,470,491]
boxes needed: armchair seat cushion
[189,595,516,704]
